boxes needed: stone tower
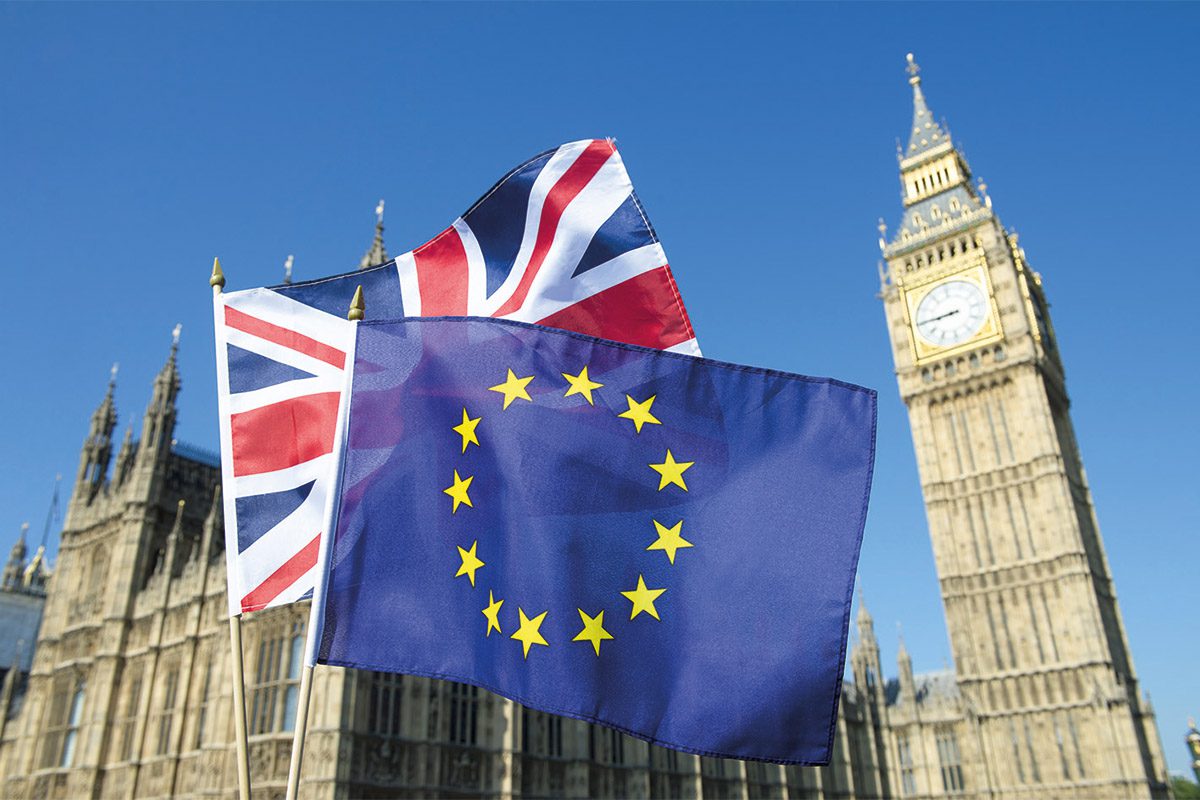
[877,55,1169,798]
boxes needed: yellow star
[488,369,535,409]
[621,575,666,621]
[455,540,485,587]
[482,590,504,636]
[453,408,481,453]
[572,609,614,656]
[647,519,694,564]
[649,450,694,491]
[562,366,604,405]
[510,607,549,659]
[617,394,661,433]
[443,470,474,513]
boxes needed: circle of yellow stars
[444,364,695,660]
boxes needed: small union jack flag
[213,139,698,616]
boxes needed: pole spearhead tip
[210,257,226,289]
[348,285,366,321]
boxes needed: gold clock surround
[902,260,1002,364]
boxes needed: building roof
[904,54,950,161]
[893,185,989,245]
[886,669,960,707]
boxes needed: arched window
[448,682,478,745]
[42,677,87,768]
[897,733,916,794]
[116,663,143,761]
[193,655,215,747]
[250,619,305,734]
[61,682,86,767]
[936,727,965,791]
[153,665,180,755]
[367,673,404,737]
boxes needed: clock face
[914,280,989,347]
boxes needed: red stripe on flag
[225,306,346,369]
[240,533,321,612]
[535,266,696,350]
[412,226,470,315]
[493,140,615,317]
[230,392,341,476]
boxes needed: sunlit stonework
[0,61,1173,800]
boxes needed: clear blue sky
[2,1,1196,777]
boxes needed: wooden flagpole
[212,258,253,800]
[284,664,314,800]
[228,615,253,800]
[284,284,365,800]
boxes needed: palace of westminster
[0,57,1177,799]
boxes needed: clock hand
[918,308,960,325]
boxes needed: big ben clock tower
[878,55,1169,799]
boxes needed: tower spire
[202,485,223,562]
[904,53,950,158]
[856,588,874,634]
[77,365,119,490]
[2,524,29,591]
[139,326,182,461]
[359,199,389,270]
[896,622,915,700]
[888,53,984,247]
[850,589,884,702]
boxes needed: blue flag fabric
[317,317,876,764]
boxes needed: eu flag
[316,317,876,764]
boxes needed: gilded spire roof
[904,53,950,160]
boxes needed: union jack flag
[213,138,698,616]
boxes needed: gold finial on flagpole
[210,257,226,290]
[348,285,365,321]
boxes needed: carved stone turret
[2,524,28,591]
[137,327,181,468]
[76,365,118,495]
[896,631,915,703]
[113,426,135,486]
[851,594,885,706]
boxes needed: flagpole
[228,615,252,800]
[212,258,253,800]
[284,284,364,800]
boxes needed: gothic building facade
[0,57,1174,800]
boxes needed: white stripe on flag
[503,242,666,322]
[454,217,489,315]
[224,328,345,385]
[499,155,632,321]
[395,252,421,317]
[225,378,343,417]
[233,457,335,499]
[478,141,589,315]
